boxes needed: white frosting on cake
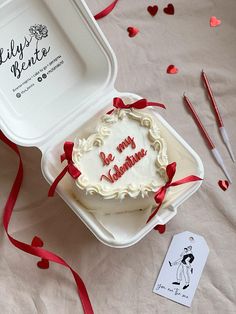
[72,108,168,214]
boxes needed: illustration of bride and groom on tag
[169,246,195,290]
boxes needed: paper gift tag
[153,231,209,307]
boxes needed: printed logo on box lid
[0,24,50,80]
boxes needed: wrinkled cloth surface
[0,0,236,313]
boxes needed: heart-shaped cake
[72,107,168,214]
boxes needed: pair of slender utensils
[183,70,234,183]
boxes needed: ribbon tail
[0,132,23,231]
[170,175,202,187]
[71,268,94,314]
[61,153,66,162]
[0,131,94,314]
[106,109,114,115]
[48,166,69,197]
[146,203,162,224]
[148,102,166,109]
[6,232,94,314]
[94,0,119,20]
[68,164,81,179]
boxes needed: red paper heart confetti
[154,224,166,234]
[166,64,178,74]
[31,236,44,247]
[31,236,49,270]
[163,3,175,15]
[127,26,139,38]
[37,258,50,269]
[147,5,158,17]
[210,16,221,27]
[218,180,229,191]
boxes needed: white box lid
[0,0,117,147]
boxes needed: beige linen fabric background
[0,0,236,313]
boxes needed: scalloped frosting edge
[72,108,168,200]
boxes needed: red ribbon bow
[147,162,202,224]
[107,97,166,114]
[48,142,81,197]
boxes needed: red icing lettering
[135,149,147,160]
[99,152,115,166]
[114,165,123,176]
[124,157,133,168]
[100,170,114,183]
[100,148,148,184]
[113,173,119,181]
[140,148,147,157]
[117,136,136,153]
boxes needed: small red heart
[37,258,49,269]
[127,26,139,38]
[31,236,44,247]
[218,180,229,191]
[210,16,221,27]
[166,64,178,74]
[154,224,166,234]
[147,5,158,17]
[163,3,175,15]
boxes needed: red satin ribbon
[107,97,166,114]
[48,142,81,197]
[94,0,119,20]
[147,162,202,224]
[0,131,94,314]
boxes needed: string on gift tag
[0,131,94,314]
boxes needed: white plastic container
[0,0,204,248]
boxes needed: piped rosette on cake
[72,99,168,214]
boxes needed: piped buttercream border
[73,109,168,199]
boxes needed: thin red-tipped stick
[201,70,224,127]
[201,70,235,162]
[183,94,232,183]
[183,94,215,150]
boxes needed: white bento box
[0,0,204,248]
